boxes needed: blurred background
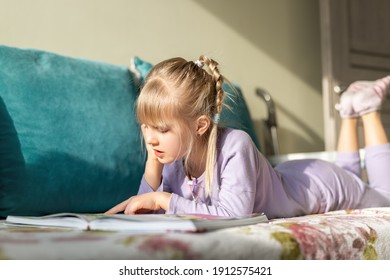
[0,0,323,154]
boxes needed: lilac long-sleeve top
[138,127,308,218]
[138,127,367,218]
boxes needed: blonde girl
[106,56,390,219]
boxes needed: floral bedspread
[1,208,390,260]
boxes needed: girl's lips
[153,149,164,158]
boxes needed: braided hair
[137,55,229,196]
[196,55,225,195]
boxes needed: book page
[5,214,90,230]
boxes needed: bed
[1,208,390,259]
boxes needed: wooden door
[320,0,390,150]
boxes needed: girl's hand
[142,124,164,164]
[141,124,164,189]
[104,192,171,215]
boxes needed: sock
[352,75,390,116]
[335,81,373,119]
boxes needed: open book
[4,212,268,233]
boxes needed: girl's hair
[136,55,227,196]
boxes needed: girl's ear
[196,115,211,136]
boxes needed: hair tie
[194,60,203,68]
[213,113,220,124]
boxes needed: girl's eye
[159,128,169,133]
[151,126,169,133]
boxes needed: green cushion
[0,45,144,217]
[130,57,260,149]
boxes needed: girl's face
[142,122,190,164]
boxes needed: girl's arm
[143,156,163,190]
[167,130,265,217]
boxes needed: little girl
[106,55,390,219]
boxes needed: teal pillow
[130,57,260,149]
[0,45,144,217]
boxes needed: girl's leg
[337,118,359,152]
[361,112,388,147]
[361,112,390,199]
[335,118,362,177]
[335,75,390,179]
[355,77,390,204]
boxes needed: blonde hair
[136,56,227,196]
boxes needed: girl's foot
[352,75,390,116]
[335,76,390,118]
[335,81,372,118]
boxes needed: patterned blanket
[1,208,390,259]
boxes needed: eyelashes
[143,124,170,134]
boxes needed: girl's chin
[157,157,173,164]
[157,156,183,164]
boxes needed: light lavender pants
[273,143,390,217]
[337,143,390,209]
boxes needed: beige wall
[0,0,323,154]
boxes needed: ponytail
[198,55,226,196]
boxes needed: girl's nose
[145,132,158,146]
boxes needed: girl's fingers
[124,199,143,215]
[104,199,129,214]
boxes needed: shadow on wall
[193,0,322,92]
[254,99,324,155]
[276,102,324,153]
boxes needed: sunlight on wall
[0,0,323,153]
